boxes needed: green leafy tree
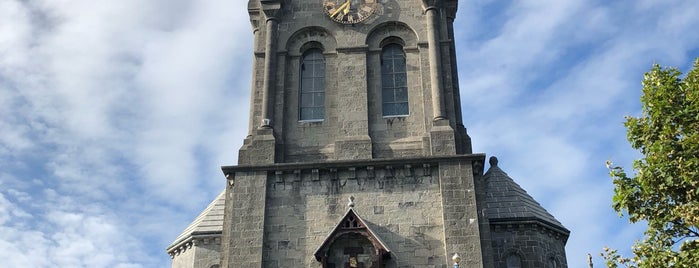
[603,59,699,267]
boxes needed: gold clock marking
[330,0,351,18]
[323,0,377,25]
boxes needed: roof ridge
[483,157,568,233]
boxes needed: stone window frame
[365,22,418,119]
[505,253,523,268]
[299,42,326,121]
[546,255,562,268]
[284,26,337,124]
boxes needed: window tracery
[381,43,408,116]
[300,48,325,120]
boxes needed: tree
[604,59,699,268]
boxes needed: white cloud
[0,189,149,267]
[1,0,251,266]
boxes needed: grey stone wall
[490,223,568,268]
[438,160,484,267]
[170,238,221,268]
[220,171,268,267]
[222,155,486,268]
[171,244,195,268]
[239,0,470,163]
[263,166,444,267]
[193,238,222,268]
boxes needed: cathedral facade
[167,1,569,267]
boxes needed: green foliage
[604,59,699,267]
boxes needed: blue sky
[1,0,698,267]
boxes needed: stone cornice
[248,0,261,31]
[261,0,282,20]
[166,232,222,258]
[489,217,571,240]
[222,154,485,175]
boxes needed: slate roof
[483,157,569,234]
[166,190,226,252]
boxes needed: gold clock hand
[331,0,350,18]
[342,0,351,15]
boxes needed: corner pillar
[423,2,446,121]
[260,1,281,128]
[238,1,281,164]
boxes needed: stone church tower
[166,1,570,267]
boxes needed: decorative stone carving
[260,0,282,20]
[312,169,320,181]
[420,0,439,10]
[293,169,301,182]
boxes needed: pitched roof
[483,157,569,235]
[166,190,226,252]
[314,198,391,261]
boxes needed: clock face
[323,0,378,24]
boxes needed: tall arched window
[381,44,408,116]
[300,48,325,121]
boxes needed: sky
[0,0,698,267]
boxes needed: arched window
[300,48,325,121]
[381,44,408,116]
[506,254,522,268]
[547,257,558,268]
